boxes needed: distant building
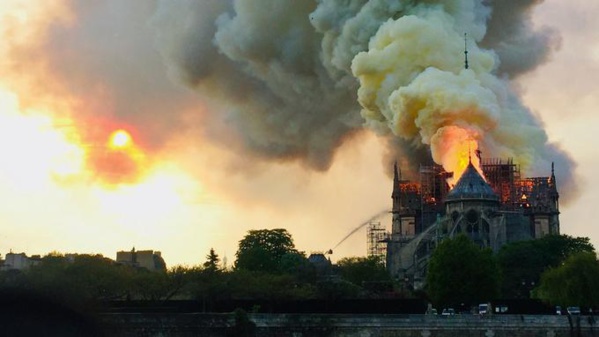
[2,252,41,271]
[116,248,166,271]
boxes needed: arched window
[452,211,460,223]
[466,209,479,224]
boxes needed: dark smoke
[150,0,576,202]
[481,0,561,77]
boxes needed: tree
[131,265,190,301]
[25,254,75,301]
[66,254,133,301]
[225,270,316,301]
[426,235,501,308]
[336,256,391,289]
[497,234,595,298]
[279,251,316,283]
[203,248,221,273]
[25,254,134,303]
[534,251,599,307]
[316,278,362,300]
[541,234,594,260]
[234,229,298,273]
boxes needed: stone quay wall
[100,313,597,337]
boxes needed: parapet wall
[100,313,597,337]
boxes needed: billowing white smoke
[152,0,575,196]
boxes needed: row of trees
[1,229,595,309]
[234,229,599,308]
[425,234,598,308]
[0,229,393,306]
[0,253,190,303]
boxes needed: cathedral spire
[393,161,400,194]
[468,141,472,164]
[464,33,469,70]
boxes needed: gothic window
[466,209,479,224]
[482,221,490,234]
[451,211,460,223]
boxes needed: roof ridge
[445,162,499,202]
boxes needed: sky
[0,0,597,268]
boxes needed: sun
[109,129,132,149]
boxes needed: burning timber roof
[445,162,499,203]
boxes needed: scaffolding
[481,157,520,209]
[367,222,387,262]
[419,164,450,233]
[386,156,557,239]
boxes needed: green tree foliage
[336,256,391,289]
[186,250,229,307]
[131,266,189,301]
[535,251,599,307]
[234,229,299,273]
[188,268,231,302]
[25,254,134,303]
[11,253,190,303]
[225,270,317,301]
[426,235,501,308]
[66,254,133,300]
[25,254,74,300]
[316,279,361,300]
[279,252,317,283]
[497,234,595,298]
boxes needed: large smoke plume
[151,0,575,196]
[4,1,573,195]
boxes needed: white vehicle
[478,303,489,315]
[442,308,455,316]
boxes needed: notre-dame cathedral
[385,157,560,289]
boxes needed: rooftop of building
[445,162,499,203]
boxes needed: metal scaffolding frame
[367,222,387,262]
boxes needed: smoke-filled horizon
[0,0,592,265]
[3,0,572,191]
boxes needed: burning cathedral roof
[445,161,499,203]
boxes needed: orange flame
[447,139,483,187]
[430,125,484,188]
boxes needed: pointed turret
[549,161,560,211]
[392,161,401,212]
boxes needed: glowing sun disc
[109,129,131,149]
